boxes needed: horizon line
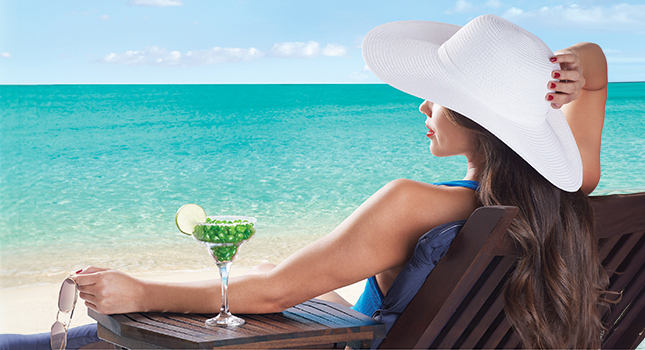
[1,80,644,86]
[0,82,387,86]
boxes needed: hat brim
[362,20,582,192]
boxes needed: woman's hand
[74,266,146,315]
[546,49,586,109]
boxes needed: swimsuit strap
[432,180,480,191]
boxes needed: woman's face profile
[419,100,475,158]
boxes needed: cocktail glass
[192,215,256,327]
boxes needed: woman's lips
[427,130,435,138]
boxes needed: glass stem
[217,261,232,314]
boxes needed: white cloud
[485,0,502,8]
[503,7,523,17]
[269,41,321,58]
[268,41,348,58]
[321,44,347,57]
[446,0,497,14]
[349,64,372,81]
[502,3,645,30]
[185,47,263,65]
[100,41,347,66]
[454,0,474,13]
[101,46,262,66]
[127,0,183,7]
[100,15,110,20]
[1,52,11,58]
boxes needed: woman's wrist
[139,279,160,312]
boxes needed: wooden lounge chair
[377,191,645,349]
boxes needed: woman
[6,15,608,349]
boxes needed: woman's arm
[75,180,479,315]
[547,42,608,194]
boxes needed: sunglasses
[50,277,78,350]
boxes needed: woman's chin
[429,146,445,158]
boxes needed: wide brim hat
[362,14,583,192]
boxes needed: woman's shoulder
[383,179,480,224]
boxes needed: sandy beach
[0,267,366,335]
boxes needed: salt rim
[198,215,257,227]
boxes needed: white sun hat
[362,14,583,192]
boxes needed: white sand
[0,268,366,335]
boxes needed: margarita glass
[176,205,256,327]
[193,216,256,327]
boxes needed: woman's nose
[419,100,433,117]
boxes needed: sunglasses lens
[58,278,76,312]
[50,321,67,350]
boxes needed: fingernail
[76,269,83,274]
[550,82,556,89]
[547,95,554,101]
[550,57,557,62]
[553,72,561,79]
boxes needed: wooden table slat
[128,313,211,339]
[240,314,304,332]
[288,300,370,328]
[98,323,167,350]
[143,313,237,338]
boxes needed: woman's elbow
[258,297,291,314]
[578,42,608,91]
[251,271,305,314]
[581,168,601,195]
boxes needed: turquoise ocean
[1,83,644,288]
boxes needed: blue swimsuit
[350,180,479,318]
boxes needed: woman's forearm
[556,42,607,193]
[76,266,286,315]
[141,279,220,313]
[141,273,286,314]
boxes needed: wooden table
[89,299,386,349]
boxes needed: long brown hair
[444,108,608,348]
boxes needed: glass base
[205,312,246,327]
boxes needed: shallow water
[1,83,643,287]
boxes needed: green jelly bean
[210,245,239,262]
[193,225,205,241]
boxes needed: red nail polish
[76,269,83,274]
[547,95,554,101]
[553,72,561,79]
[550,57,557,62]
[550,82,556,89]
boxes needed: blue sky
[1,0,644,84]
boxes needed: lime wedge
[175,204,207,235]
